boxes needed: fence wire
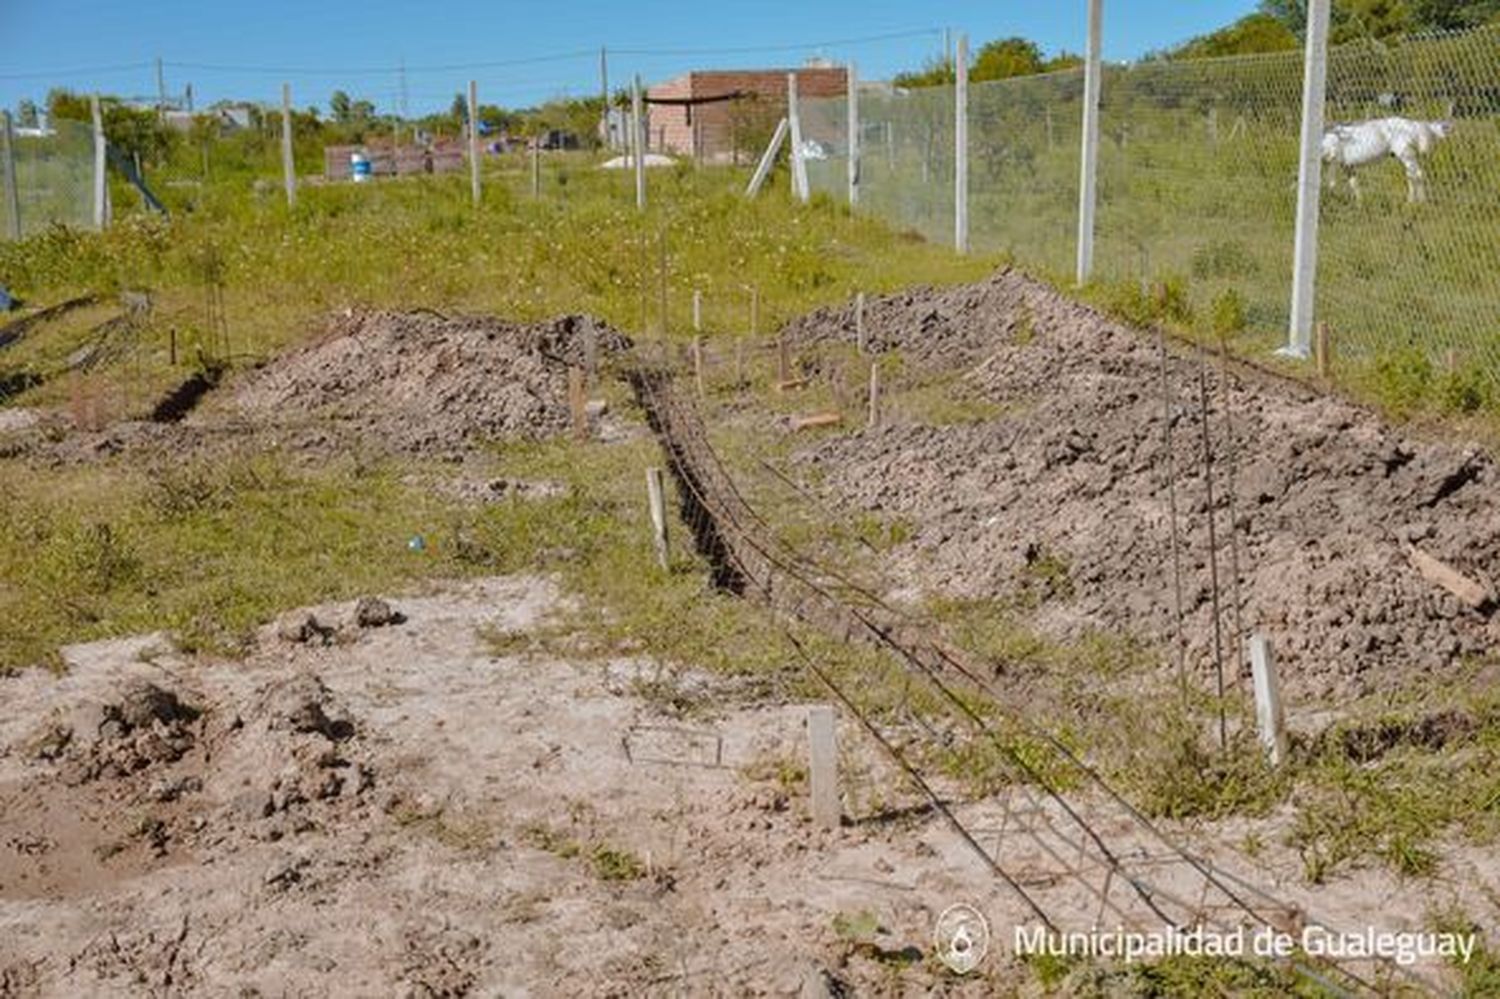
[2,117,95,239]
[806,22,1500,396]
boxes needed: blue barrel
[350,152,372,182]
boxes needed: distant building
[323,138,466,181]
[646,65,847,164]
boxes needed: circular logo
[934,903,990,974]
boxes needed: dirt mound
[780,276,1040,370]
[226,310,631,455]
[794,268,1500,698]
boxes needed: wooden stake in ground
[855,291,867,354]
[645,467,669,570]
[790,412,842,431]
[806,705,840,830]
[692,337,705,400]
[777,335,791,384]
[692,290,702,333]
[734,338,745,390]
[867,361,880,427]
[1314,321,1331,380]
[568,366,588,441]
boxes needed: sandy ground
[0,575,1487,997]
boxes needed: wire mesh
[1317,27,1500,388]
[814,22,1499,396]
[969,67,1085,278]
[1094,50,1303,345]
[804,83,954,243]
[3,117,95,238]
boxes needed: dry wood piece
[774,377,810,392]
[1403,542,1493,611]
[790,412,843,431]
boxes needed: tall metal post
[1,112,21,240]
[599,47,610,146]
[91,95,108,229]
[1285,0,1332,359]
[632,74,646,210]
[846,62,859,206]
[787,72,808,203]
[467,79,481,208]
[1076,0,1103,285]
[955,33,969,254]
[279,83,296,207]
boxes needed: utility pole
[156,57,166,119]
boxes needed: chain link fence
[2,117,96,239]
[802,23,1500,401]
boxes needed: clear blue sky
[1,0,1260,116]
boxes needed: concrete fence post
[645,466,669,570]
[632,75,647,211]
[91,95,109,228]
[1,111,21,240]
[1248,634,1288,766]
[954,33,969,254]
[807,705,840,829]
[787,72,808,203]
[846,61,859,206]
[279,83,296,208]
[1076,0,1103,285]
[1284,0,1332,360]
[467,80,481,208]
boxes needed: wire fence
[1,116,96,239]
[802,24,1500,398]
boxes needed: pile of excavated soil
[225,310,631,456]
[793,268,1500,698]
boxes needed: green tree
[1167,12,1299,58]
[330,90,353,124]
[16,98,38,128]
[971,37,1045,81]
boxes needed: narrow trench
[624,365,746,595]
[149,367,222,423]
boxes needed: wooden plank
[568,366,588,440]
[790,412,842,431]
[774,377,809,393]
[1404,542,1492,610]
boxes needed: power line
[162,49,599,77]
[610,26,941,57]
[0,62,153,81]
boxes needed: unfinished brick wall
[647,67,847,164]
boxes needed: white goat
[1320,117,1452,203]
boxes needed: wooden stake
[777,335,791,384]
[692,290,702,333]
[807,705,840,830]
[568,366,588,440]
[867,361,880,427]
[645,467,669,570]
[169,327,178,367]
[1314,321,1331,380]
[734,338,745,389]
[1248,635,1287,767]
[855,291,866,354]
[692,336,705,400]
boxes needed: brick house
[646,65,847,164]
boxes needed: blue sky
[1,0,1260,116]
